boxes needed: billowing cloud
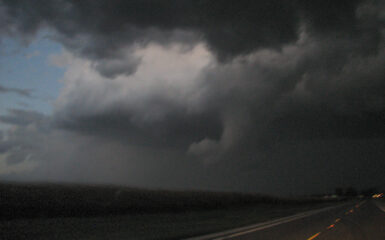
[0,109,208,190]
[0,0,384,194]
[0,0,371,70]
[52,43,222,148]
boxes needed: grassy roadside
[0,201,343,240]
[0,182,342,219]
[0,182,345,240]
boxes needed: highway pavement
[187,199,385,240]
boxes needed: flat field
[0,183,343,240]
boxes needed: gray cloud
[0,109,47,127]
[5,150,30,165]
[0,84,32,97]
[0,0,370,73]
[0,109,209,191]
[48,22,385,193]
[0,0,384,194]
[0,141,14,154]
[92,55,141,78]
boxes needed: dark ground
[0,182,348,239]
[205,199,385,240]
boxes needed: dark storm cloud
[297,0,363,33]
[54,25,385,156]
[92,56,141,78]
[0,0,367,64]
[260,35,385,142]
[0,141,14,154]
[56,108,222,149]
[0,0,384,194]
[0,109,208,190]
[4,150,29,165]
[50,0,384,152]
[0,84,32,97]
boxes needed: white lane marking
[185,203,350,240]
[214,214,322,240]
[373,200,385,212]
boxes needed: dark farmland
[0,182,341,219]
[0,182,345,239]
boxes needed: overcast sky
[0,0,384,195]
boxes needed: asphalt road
[188,199,385,240]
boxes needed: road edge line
[184,202,350,240]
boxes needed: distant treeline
[0,182,343,220]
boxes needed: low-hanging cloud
[0,0,371,73]
[0,0,384,194]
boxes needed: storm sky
[0,0,384,195]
